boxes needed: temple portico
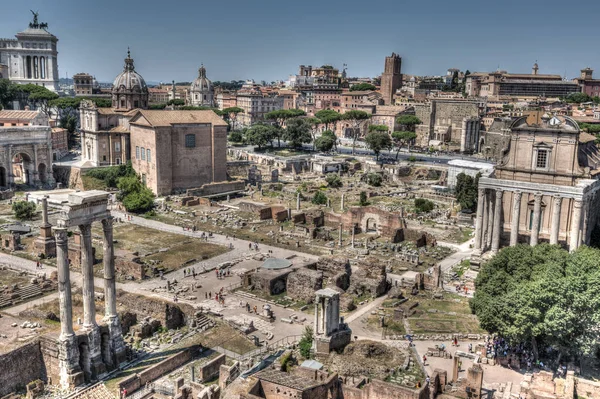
[53,191,125,389]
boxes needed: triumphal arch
[52,191,125,388]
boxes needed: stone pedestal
[58,334,84,389]
[34,197,56,257]
[84,327,107,380]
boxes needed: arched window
[141,147,146,160]
[146,149,151,162]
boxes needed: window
[120,99,125,107]
[134,100,139,108]
[185,134,196,148]
[536,149,548,168]
[136,146,140,159]
[115,142,121,152]
[102,155,106,161]
[147,149,151,162]
[141,147,146,160]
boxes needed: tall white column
[102,218,117,319]
[491,190,503,253]
[510,191,522,246]
[481,191,489,250]
[530,194,542,246]
[474,188,485,250]
[80,223,97,329]
[570,200,583,252]
[486,191,495,249]
[550,196,562,245]
[55,228,74,338]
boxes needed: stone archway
[366,218,378,233]
[78,342,91,383]
[0,167,6,187]
[38,163,47,184]
[12,152,33,185]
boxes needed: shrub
[229,130,244,143]
[366,173,382,187]
[359,191,368,206]
[408,156,417,162]
[415,198,434,213]
[298,326,314,359]
[325,174,342,188]
[12,201,36,220]
[312,190,328,205]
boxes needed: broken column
[340,194,345,211]
[34,196,56,257]
[55,227,83,389]
[296,192,301,211]
[351,226,355,248]
[80,222,106,379]
[102,217,126,366]
[338,223,343,246]
[466,365,483,399]
[452,355,460,382]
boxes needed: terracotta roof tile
[0,110,41,120]
[131,110,227,127]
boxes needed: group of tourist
[216,268,231,279]
[183,267,197,279]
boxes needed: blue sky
[3,0,600,83]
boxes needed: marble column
[55,227,74,338]
[33,144,39,184]
[481,190,489,250]
[296,192,300,211]
[338,223,343,246]
[550,196,562,245]
[102,218,117,319]
[7,144,13,186]
[491,189,503,253]
[510,191,522,246]
[570,200,583,252]
[102,217,126,366]
[474,188,485,250]
[79,223,97,329]
[486,191,495,249]
[530,194,542,246]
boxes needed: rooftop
[0,110,42,121]
[255,369,321,391]
[130,110,227,127]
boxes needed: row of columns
[56,216,123,386]
[474,188,584,254]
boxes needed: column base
[84,326,106,380]
[58,334,84,390]
[105,315,127,367]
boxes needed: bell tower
[380,53,402,105]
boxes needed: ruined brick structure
[414,100,481,149]
[325,206,406,243]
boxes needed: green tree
[414,198,434,213]
[391,131,417,160]
[366,173,383,187]
[396,115,422,132]
[117,175,155,213]
[149,103,167,110]
[325,174,342,188]
[368,124,389,133]
[315,134,335,153]
[471,245,600,362]
[283,117,312,149]
[315,109,341,131]
[349,83,377,92]
[245,124,276,150]
[359,191,369,206]
[12,201,37,220]
[228,130,244,143]
[298,326,314,359]
[322,130,338,151]
[455,172,480,211]
[312,190,328,205]
[306,117,321,150]
[20,84,59,116]
[265,109,306,147]
[0,79,20,109]
[364,131,392,161]
[167,99,185,106]
[564,93,592,104]
[342,110,371,155]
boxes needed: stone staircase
[67,383,116,399]
[0,284,43,309]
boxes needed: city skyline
[3,0,600,84]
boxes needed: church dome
[190,64,212,92]
[112,49,148,94]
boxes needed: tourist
[426,376,430,385]
[453,337,458,346]
[468,343,472,353]
[422,355,427,365]
[249,243,252,250]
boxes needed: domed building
[111,49,149,111]
[188,64,214,107]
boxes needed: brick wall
[198,354,226,382]
[0,340,45,396]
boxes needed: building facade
[236,81,284,127]
[128,110,228,195]
[474,115,600,258]
[380,53,402,105]
[574,68,600,98]
[0,12,59,92]
[73,73,101,96]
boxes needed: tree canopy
[284,117,312,149]
[391,131,417,159]
[471,244,600,361]
[364,131,391,161]
[368,124,389,133]
[0,79,20,110]
[245,124,277,150]
[342,110,371,154]
[315,109,341,129]
[20,84,59,116]
[349,83,376,92]
[315,134,336,153]
[455,172,480,211]
[265,109,306,147]
[396,115,422,130]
